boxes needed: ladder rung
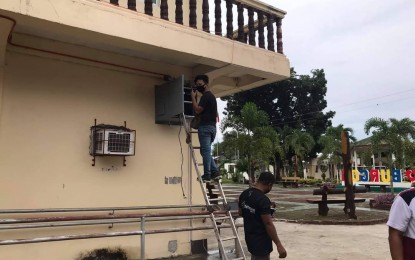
[220,236,237,241]
[197,163,203,166]
[190,131,198,134]
[209,198,223,202]
[193,146,200,149]
[234,258,245,260]
[214,216,231,221]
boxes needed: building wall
[0,0,291,98]
[0,35,207,259]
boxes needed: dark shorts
[251,254,270,260]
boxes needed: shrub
[370,193,396,210]
[77,248,128,260]
[373,194,396,205]
[299,179,322,186]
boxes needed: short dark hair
[194,75,209,84]
[257,172,275,185]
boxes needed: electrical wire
[328,88,415,110]
[178,116,186,198]
[260,88,415,127]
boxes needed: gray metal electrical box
[155,75,193,125]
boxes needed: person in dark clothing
[191,75,220,182]
[239,172,287,259]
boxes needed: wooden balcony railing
[104,0,285,54]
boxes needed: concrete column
[0,17,14,120]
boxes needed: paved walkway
[173,222,390,260]
[171,184,392,260]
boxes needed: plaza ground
[174,184,392,260]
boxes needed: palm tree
[319,124,355,180]
[221,102,274,181]
[255,126,284,177]
[284,129,315,177]
[364,117,415,169]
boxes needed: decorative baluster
[244,32,248,43]
[160,0,168,20]
[215,0,222,36]
[145,0,153,16]
[189,0,197,28]
[276,17,284,54]
[226,0,233,38]
[248,7,255,46]
[175,0,183,24]
[202,0,209,32]
[110,0,119,6]
[127,0,136,11]
[258,11,265,48]
[267,14,275,51]
[237,3,244,42]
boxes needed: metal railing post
[141,216,146,260]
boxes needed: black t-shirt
[198,91,217,126]
[238,187,273,256]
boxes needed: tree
[318,124,355,180]
[221,102,279,181]
[283,129,315,177]
[255,126,284,177]
[222,68,334,174]
[364,117,415,169]
[222,69,334,149]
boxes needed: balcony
[0,0,290,96]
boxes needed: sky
[216,0,415,142]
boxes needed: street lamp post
[302,160,308,179]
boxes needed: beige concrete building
[0,0,290,259]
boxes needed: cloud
[216,0,415,142]
[267,0,415,139]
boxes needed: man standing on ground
[387,187,415,260]
[238,172,287,259]
[191,75,220,182]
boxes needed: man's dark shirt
[239,187,273,256]
[198,91,217,126]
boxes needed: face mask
[197,85,205,93]
[196,85,205,93]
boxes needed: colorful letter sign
[341,169,415,183]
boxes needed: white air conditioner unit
[90,125,136,156]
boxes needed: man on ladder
[185,75,246,259]
[191,74,220,182]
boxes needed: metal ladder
[181,114,246,260]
